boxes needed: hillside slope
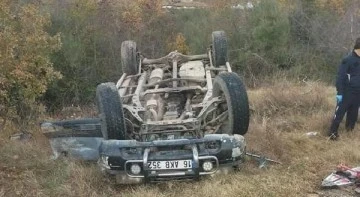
[1,81,359,197]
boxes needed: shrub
[0,0,61,129]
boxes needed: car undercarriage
[42,31,250,184]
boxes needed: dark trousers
[329,92,360,135]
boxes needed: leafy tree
[232,0,291,85]
[0,0,61,129]
[167,33,190,54]
[44,0,125,111]
[249,0,290,53]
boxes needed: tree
[232,0,291,86]
[0,0,61,129]
[167,33,190,54]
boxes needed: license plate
[148,160,192,170]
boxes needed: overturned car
[42,31,250,184]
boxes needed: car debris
[305,132,318,137]
[245,152,282,168]
[42,31,251,184]
[9,131,32,142]
[322,164,360,194]
[41,118,102,160]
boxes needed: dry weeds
[1,81,360,197]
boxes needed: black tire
[121,40,139,75]
[96,82,127,140]
[212,72,249,135]
[212,31,228,67]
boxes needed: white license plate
[148,160,192,170]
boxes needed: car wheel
[212,72,249,135]
[121,40,139,75]
[212,31,228,67]
[96,82,127,140]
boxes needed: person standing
[329,38,360,140]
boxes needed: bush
[249,81,332,118]
[0,0,61,128]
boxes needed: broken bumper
[98,134,246,184]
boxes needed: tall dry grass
[1,81,360,197]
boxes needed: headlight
[202,161,213,172]
[232,134,246,157]
[130,164,141,175]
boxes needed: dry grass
[1,81,360,197]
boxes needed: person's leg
[345,103,358,131]
[329,93,353,137]
[352,93,360,129]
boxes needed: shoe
[329,133,339,141]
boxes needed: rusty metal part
[142,51,208,65]
[202,50,214,103]
[132,72,147,107]
[172,60,178,88]
[145,78,206,88]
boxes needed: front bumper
[40,119,246,183]
[98,134,246,184]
